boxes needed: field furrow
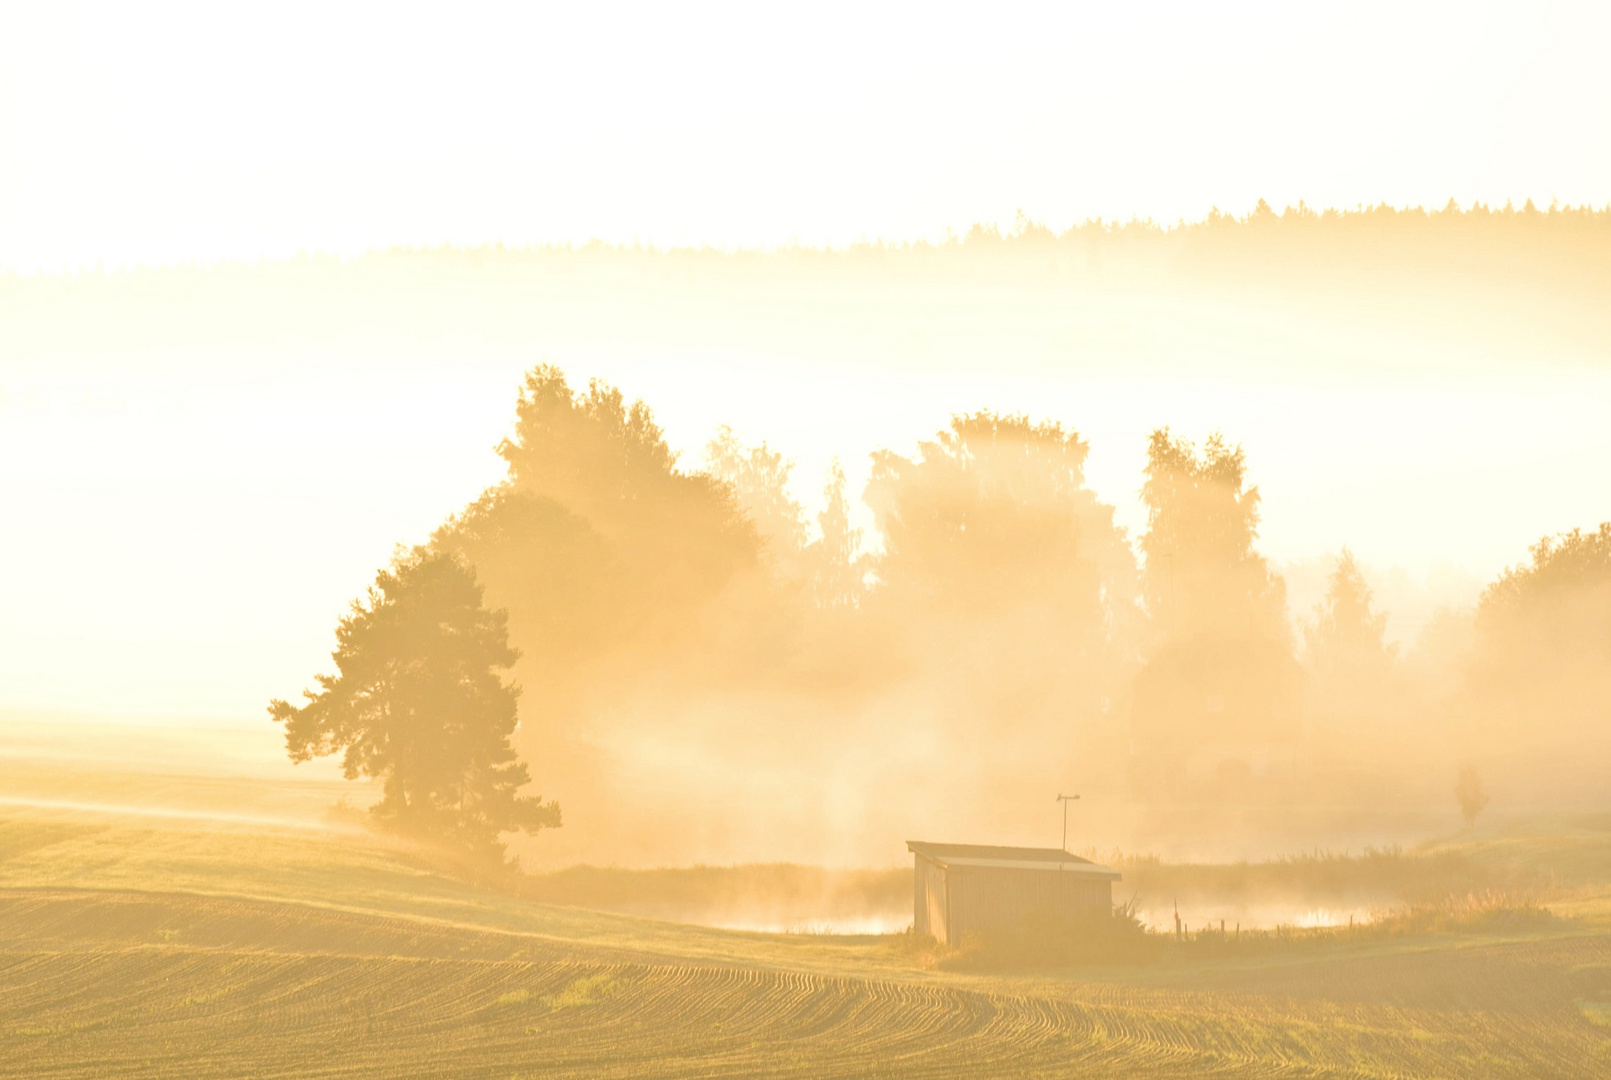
[2,889,1608,1078]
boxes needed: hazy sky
[3,1,1610,268]
[4,264,1606,721]
[3,2,1609,722]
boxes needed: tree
[1301,548,1400,743]
[805,459,867,609]
[1455,764,1489,828]
[1478,523,1611,664]
[861,410,1139,767]
[1471,523,1611,749]
[1305,548,1396,678]
[1131,430,1299,789]
[494,366,756,615]
[432,489,622,696]
[705,425,808,573]
[268,550,559,864]
[1139,428,1286,642]
[865,410,1136,620]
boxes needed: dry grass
[1156,890,1569,961]
[1095,844,1514,907]
[929,891,1572,976]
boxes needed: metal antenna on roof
[1056,793,1080,856]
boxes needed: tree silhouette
[1131,429,1299,787]
[1305,548,1395,678]
[861,411,1138,768]
[1139,428,1285,642]
[1455,765,1489,829]
[493,365,756,617]
[432,489,621,706]
[705,425,808,574]
[1472,523,1611,749]
[269,550,559,864]
[865,410,1135,620]
[806,459,867,609]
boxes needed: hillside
[2,723,1609,1077]
[3,883,1608,1080]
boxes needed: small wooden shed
[907,841,1121,946]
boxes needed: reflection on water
[1138,901,1378,932]
[707,903,1385,936]
[712,915,911,936]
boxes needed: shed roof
[906,841,1121,880]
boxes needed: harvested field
[2,889,1609,1079]
[2,738,1610,1080]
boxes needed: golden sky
[2,1,1609,268]
[2,2,1609,722]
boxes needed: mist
[2,209,1608,891]
[9,0,1611,1069]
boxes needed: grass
[1,730,1610,1077]
[922,891,1577,977]
[1105,843,1487,900]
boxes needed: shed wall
[947,868,1112,944]
[913,855,949,941]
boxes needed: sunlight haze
[3,1,1610,267]
[2,8,1611,1076]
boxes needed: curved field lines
[1,890,1608,1079]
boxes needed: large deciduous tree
[492,365,757,618]
[1471,523,1611,749]
[1139,428,1286,642]
[269,551,559,864]
[705,425,808,575]
[1131,429,1300,790]
[860,410,1139,774]
[705,430,869,609]
[865,410,1136,621]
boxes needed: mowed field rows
[2,890,1608,1079]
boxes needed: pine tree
[269,550,559,864]
[807,459,866,609]
[1305,548,1395,678]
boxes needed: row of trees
[270,365,1609,862]
[977,198,1611,245]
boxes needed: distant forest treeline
[12,197,1611,364]
[14,199,1611,275]
[995,198,1611,243]
[389,198,1611,270]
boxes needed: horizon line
[7,196,1611,278]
